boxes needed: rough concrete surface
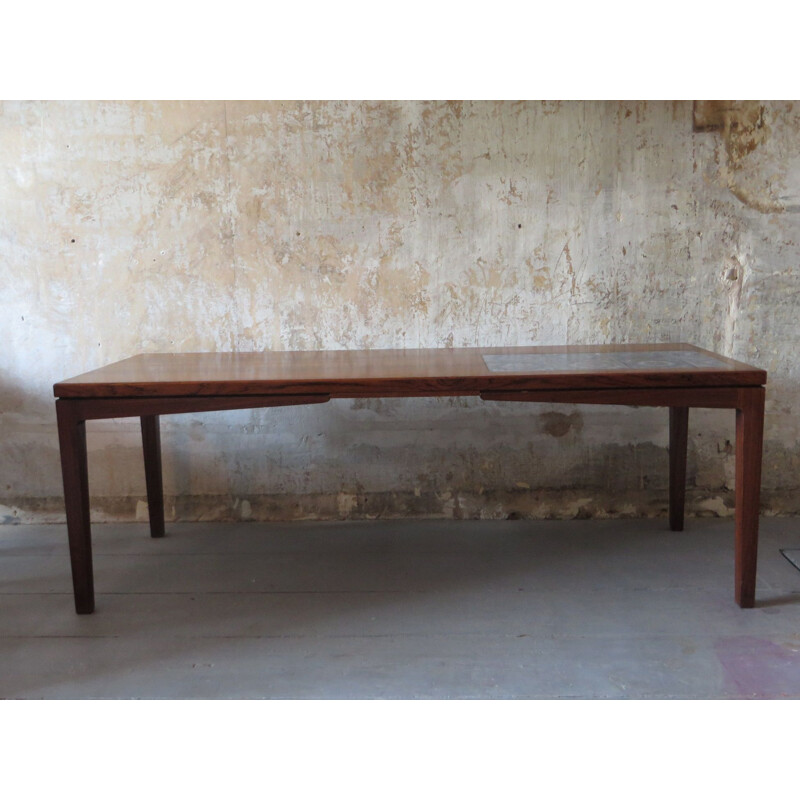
[2,518,800,699]
[1,101,799,522]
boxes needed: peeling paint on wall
[1,100,799,523]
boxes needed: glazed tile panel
[483,350,729,373]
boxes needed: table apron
[480,386,749,408]
[55,385,762,422]
[55,394,332,421]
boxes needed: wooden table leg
[669,407,689,532]
[735,387,765,608]
[56,400,94,614]
[141,415,165,538]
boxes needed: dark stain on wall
[538,411,584,438]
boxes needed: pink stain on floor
[714,636,800,698]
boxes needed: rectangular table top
[53,344,766,400]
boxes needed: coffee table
[53,344,766,613]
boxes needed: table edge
[53,370,768,399]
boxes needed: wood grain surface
[54,344,766,398]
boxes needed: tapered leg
[669,407,689,531]
[141,415,165,538]
[735,387,765,608]
[56,400,94,614]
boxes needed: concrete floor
[1,517,799,699]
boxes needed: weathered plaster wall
[1,100,799,524]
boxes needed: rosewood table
[53,344,766,614]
